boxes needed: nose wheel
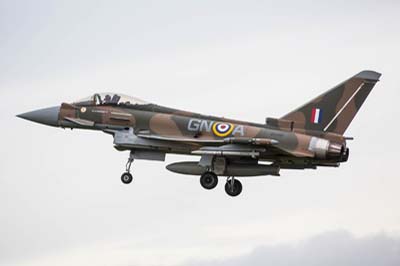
[121,172,133,184]
[225,176,242,197]
[121,151,134,184]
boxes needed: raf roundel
[212,122,234,137]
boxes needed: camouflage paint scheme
[53,70,380,172]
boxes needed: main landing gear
[121,152,134,184]
[199,171,242,197]
[224,176,242,197]
[200,172,218,189]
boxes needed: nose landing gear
[121,151,134,184]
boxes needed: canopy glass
[74,93,148,106]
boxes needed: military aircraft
[17,70,381,196]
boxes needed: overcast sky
[1,1,400,265]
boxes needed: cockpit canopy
[74,93,149,106]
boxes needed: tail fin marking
[281,70,381,135]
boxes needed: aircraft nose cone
[17,106,60,127]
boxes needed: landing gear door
[114,128,137,146]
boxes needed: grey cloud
[183,231,400,266]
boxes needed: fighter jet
[17,70,381,196]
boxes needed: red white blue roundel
[212,122,234,137]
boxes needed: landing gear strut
[121,151,134,184]
[225,176,242,197]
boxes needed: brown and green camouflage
[19,70,381,175]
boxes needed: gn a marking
[187,119,244,137]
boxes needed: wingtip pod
[355,70,382,81]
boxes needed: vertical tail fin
[281,70,381,134]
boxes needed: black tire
[121,172,133,184]
[225,179,242,197]
[200,172,218,190]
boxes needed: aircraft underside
[116,141,349,197]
